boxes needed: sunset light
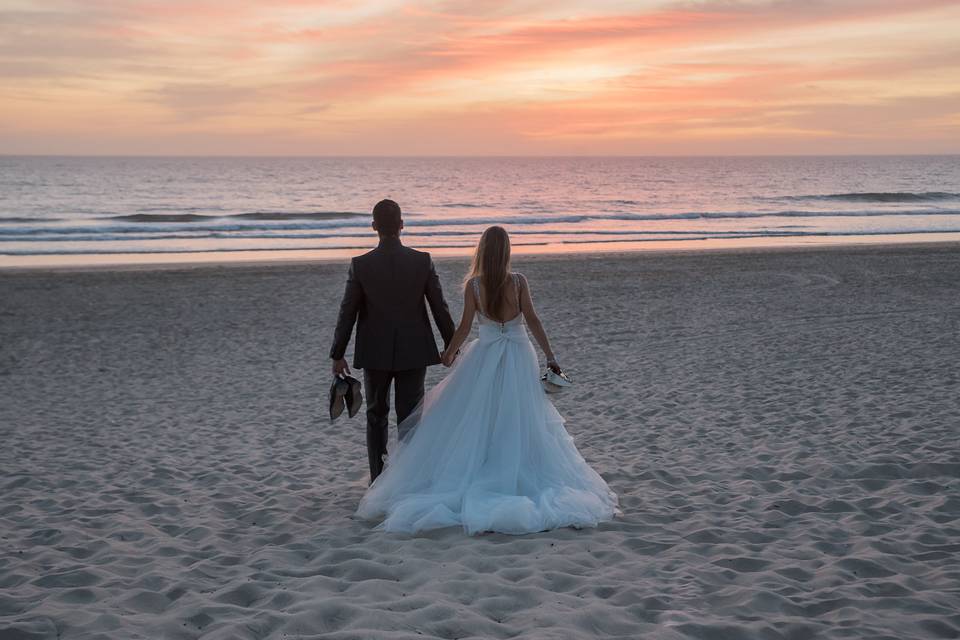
[2,0,958,155]
[3,4,960,638]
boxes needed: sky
[1,0,958,156]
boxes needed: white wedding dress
[356,274,619,535]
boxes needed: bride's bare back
[443,272,559,372]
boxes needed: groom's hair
[373,199,402,236]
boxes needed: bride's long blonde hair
[465,226,512,321]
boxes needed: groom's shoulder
[349,253,365,271]
[398,244,433,266]
[355,244,431,266]
[406,245,431,259]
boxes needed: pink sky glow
[1,0,958,155]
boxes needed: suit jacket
[330,236,456,371]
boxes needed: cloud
[137,83,264,121]
[1,0,958,153]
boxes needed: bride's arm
[518,274,560,372]
[441,284,476,366]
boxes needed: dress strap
[472,277,481,306]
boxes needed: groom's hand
[332,358,350,376]
[441,349,458,367]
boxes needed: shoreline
[2,233,959,274]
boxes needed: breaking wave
[773,192,960,203]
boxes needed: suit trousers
[363,367,427,483]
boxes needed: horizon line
[3,153,959,159]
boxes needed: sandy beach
[2,243,959,640]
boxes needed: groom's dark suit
[330,235,455,481]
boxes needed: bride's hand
[441,350,456,367]
[547,359,562,374]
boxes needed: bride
[356,226,619,535]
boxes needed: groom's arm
[425,257,455,348]
[330,259,362,361]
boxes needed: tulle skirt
[356,320,619,535]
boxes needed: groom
[330,199,456,482]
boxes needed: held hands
[332,358,351,376]
[441,348,460,368]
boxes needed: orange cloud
[0,0,957,154]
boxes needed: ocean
[1,155,958,265]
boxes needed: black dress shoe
[329,375,349,421]
[343,374,363,418]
